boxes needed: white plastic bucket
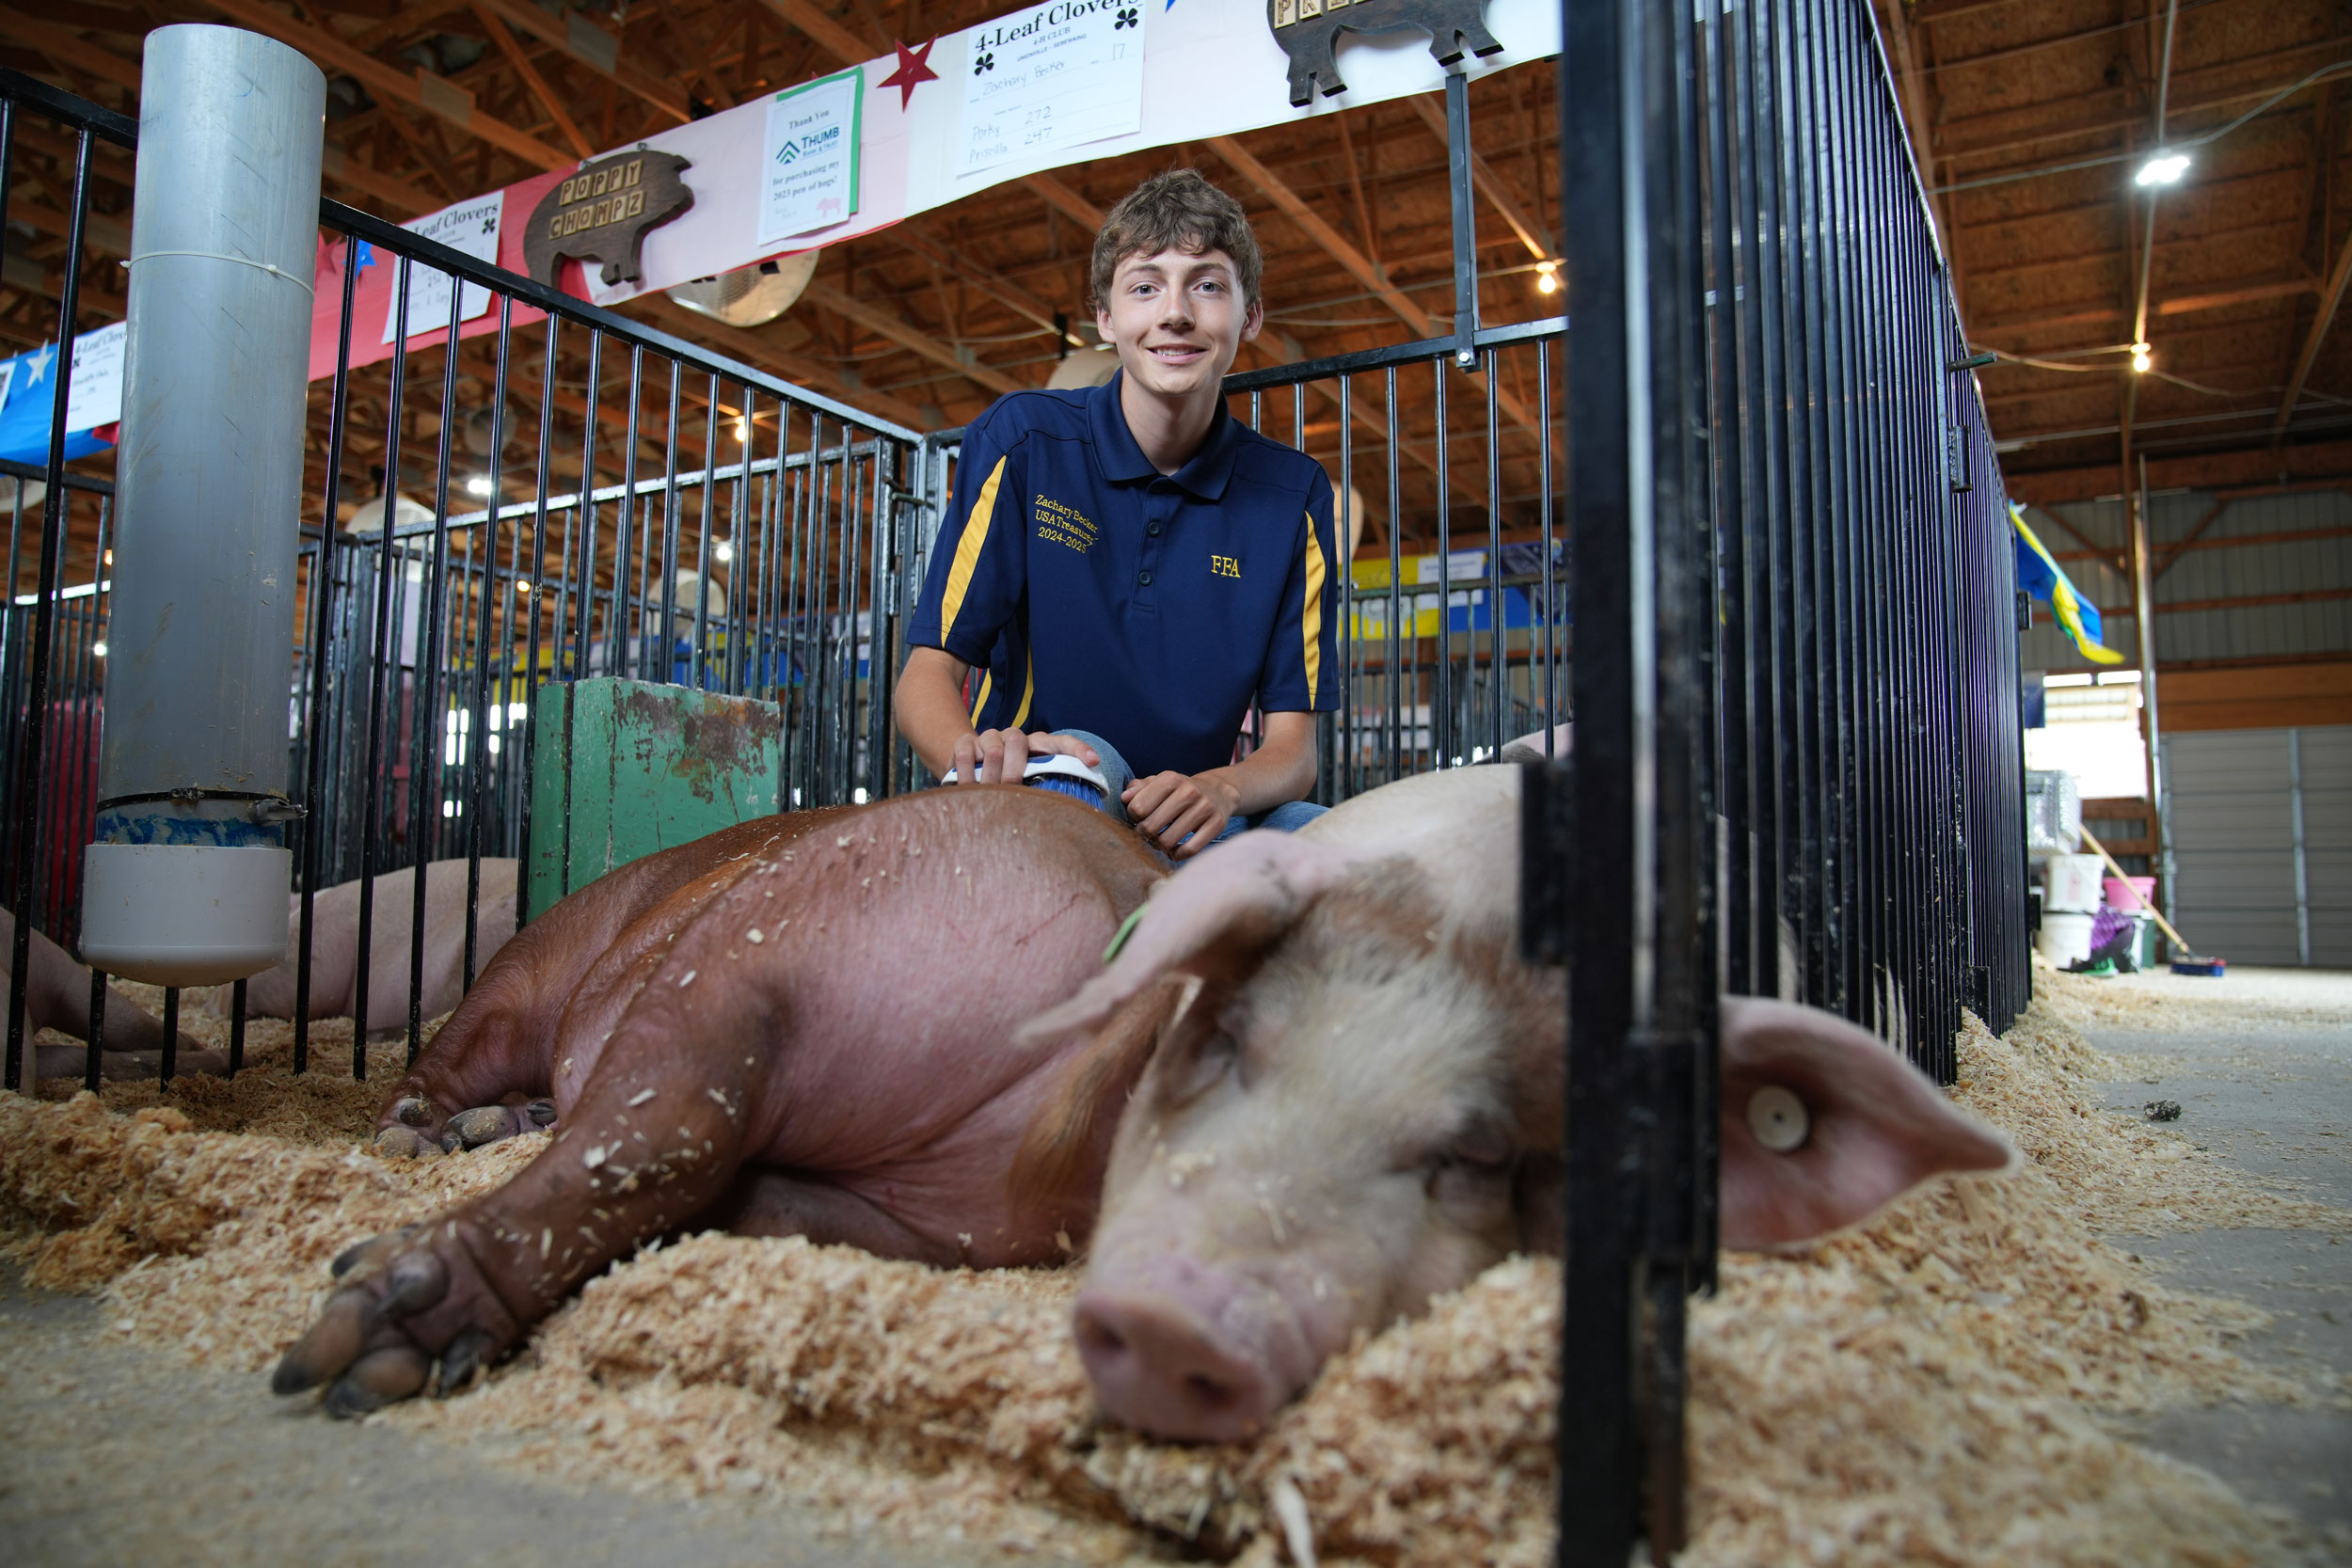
[2037,910,2096,966]
[2043,853,2106,913]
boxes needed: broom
[2074,824,2224,976]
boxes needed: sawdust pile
[2,995,2344,1566]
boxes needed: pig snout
[1072,1255,1326,1442]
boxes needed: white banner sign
[62,320,124,431]
[760,67,864,245]
[383,194,505,343]
[961,0,1147,175]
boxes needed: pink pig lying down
[204,859,521,1035]
[0,910,221,1080]
[272,768,2011,1442]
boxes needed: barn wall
[2019,487,2352,730]
[2163,725,2352,968]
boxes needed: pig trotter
[274,1218,527,1418]
[392,1095,436,1128]
[372,1126,427,1159]
[523,1098,557,1128]
[448,1105,523,1149]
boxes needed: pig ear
[1013,833,1356,1048]
[1717,996,2015,1250]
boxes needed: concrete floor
[0,1275,993,1568]
[2,967,2346,1564]
[2081,964,2352,1538]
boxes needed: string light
[2130,342,2153,373]
[1534,259,1560,296]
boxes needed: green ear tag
[1103,907,1145,964]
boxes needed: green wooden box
[528,677,783,918]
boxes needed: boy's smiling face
[1095,245,1263,403]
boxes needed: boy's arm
[894,647,1101,784]
[1123,711,1317,859]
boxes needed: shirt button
[1136,570,1154,586]
[1146,522,1162,536]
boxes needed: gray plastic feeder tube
[80,24,325,986]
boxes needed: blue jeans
[1051,729,1327,844]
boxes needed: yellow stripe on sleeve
[968,671,993,726]
[1300,508,1327,705]
[939,454,1009,644]
[1010,653,1035,729]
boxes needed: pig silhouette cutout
[1266,0,1503,106]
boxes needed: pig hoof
[373,1126,426,1159]
[392,1095,436,1128]
[275,1222,522,1418]
[448,1105,521,1149]
[523,1099,558,1128]
[440,1130,466,1154]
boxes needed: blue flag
[2010,501,2123,666]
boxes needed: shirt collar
[1089,369,1242,500]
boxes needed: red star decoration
[879,37,941,111]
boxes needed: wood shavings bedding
[1,995,2342,1565]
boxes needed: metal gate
[0,65,926,1089]
[1546,0,2030,1559]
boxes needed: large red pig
[273,769,2010,1438]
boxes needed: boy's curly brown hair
[1089,170,1263,312]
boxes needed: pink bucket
[2104,876,2157,911]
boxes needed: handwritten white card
[961,0,1146,178]
[381,194,504,345]
[759,68,863,246]
[63,320,124,432]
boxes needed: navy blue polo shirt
[906,371,1340,782]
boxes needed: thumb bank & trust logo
[774,123,843,166]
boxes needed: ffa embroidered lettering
[1210,554,1242,578]
[1033,494,1098,554]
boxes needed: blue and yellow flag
[2010,501,2123,666]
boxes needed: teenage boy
[894,170,1340,860]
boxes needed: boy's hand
[948,727,1101,785]
[1123,772,1242,860]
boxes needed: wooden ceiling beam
[199,0,575,173]
[888,224,1085,349]
[2271,214,2352,444]
[472,2,595,162]
[1939,46,2349,164]
[320,140,443,216]
[799,277,1024,398]
[1022,171,1105,230]
[0,7,141,93]
[1207,134,1437,338]
[1403,93,1548,260]
[469,0,691,124]
[2157,277,2320,314]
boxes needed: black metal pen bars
[0,66,927,1090]
[1551,0,2029,1560]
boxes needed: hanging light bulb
[734,416,751,444]
[1534,259,1560,296]
[2135,151,2190,187]
[2130,342,2153,373]
[713,538,734,563]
